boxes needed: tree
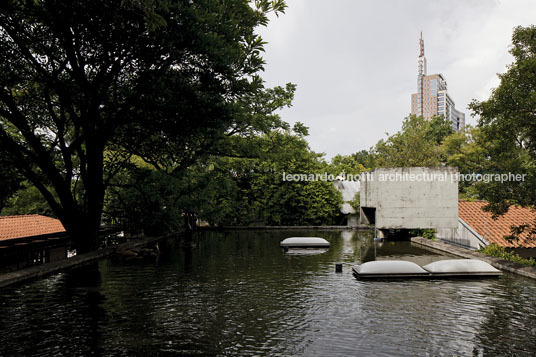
[442,125,491,197]
[0,162,22,212]
[105,125,342,228]
[469,25,536,241]
[239,129,341,225]
[0,0,288,251]
[469,25,536,215]
[372,115,453,167]
[351,149,376,170]
[327,155,365,178]
[104,167,184,236]
[1,181,56,217]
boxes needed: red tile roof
[459,200,536,248]
[0,215,65,241]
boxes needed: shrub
[409,228,436,240]
[479,244,536,267]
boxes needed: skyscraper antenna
[419,31,424,57]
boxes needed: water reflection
[0,230,535,356]
[284,248,329,256]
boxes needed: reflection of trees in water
[364,240,452,265]
[355,278,513,355]
[155,229,374,354]
[3,230,536,355]
[179,230,339,354]
[62,264,106,355]
[3,263,109,355]
[473,275,536,355]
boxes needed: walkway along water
[411,236,536,280]
[0,233,181,288]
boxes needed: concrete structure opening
[360,207,376,225]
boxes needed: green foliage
[351,150,376,170]
[328,155,365,177]
[1,182,57,217]
[409,228,436,240]
[466,25,536,240]
[371,115,454,167]
[442,126,487,171]
[480,244,536,267]
[105,128,343,230]
[104,169,184,236]
[349,192,360,212]
[0,162,22,212]
[186,130,343,226]
[468,25,536,212]
[441,125,492,197]
[0,0,291,249]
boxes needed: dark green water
[1,230,536,356]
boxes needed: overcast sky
[257,0,536,159]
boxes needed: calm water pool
[1,230,536,356]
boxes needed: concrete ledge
[411,237,536,280]
[0,233,181,289]
[199,225,374,231]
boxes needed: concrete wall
[360,167,458,230]
[437,218,488,249]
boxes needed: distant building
[333,178,360,215]
[333,178,360,227]
[410,33,465,131]
[438,200,536,258]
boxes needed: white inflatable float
[280,237,330,249]
[422,259,502,277]
[352,259,502,279]
[353,260,429,278]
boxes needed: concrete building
[359,167,458,238]
[411,33,465,131]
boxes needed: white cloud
[258,0,536,158]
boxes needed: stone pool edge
[0,233,182,289]
[198,225,373,230]
[411,237,536,280]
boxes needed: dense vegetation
[102,128,344,235]
[1,2,535,247]
[0,0,347,242]
[0,0,297,249]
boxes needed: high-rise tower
[411,33,465,131]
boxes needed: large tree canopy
[104,125,342,232]
[369,115,454,168]
[465,25,536,242]
[0,0,289,251]
[469,25,536,215]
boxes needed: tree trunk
[57,138,106,254]
[61,207,101,254]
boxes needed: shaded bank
[0,233,180,289]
